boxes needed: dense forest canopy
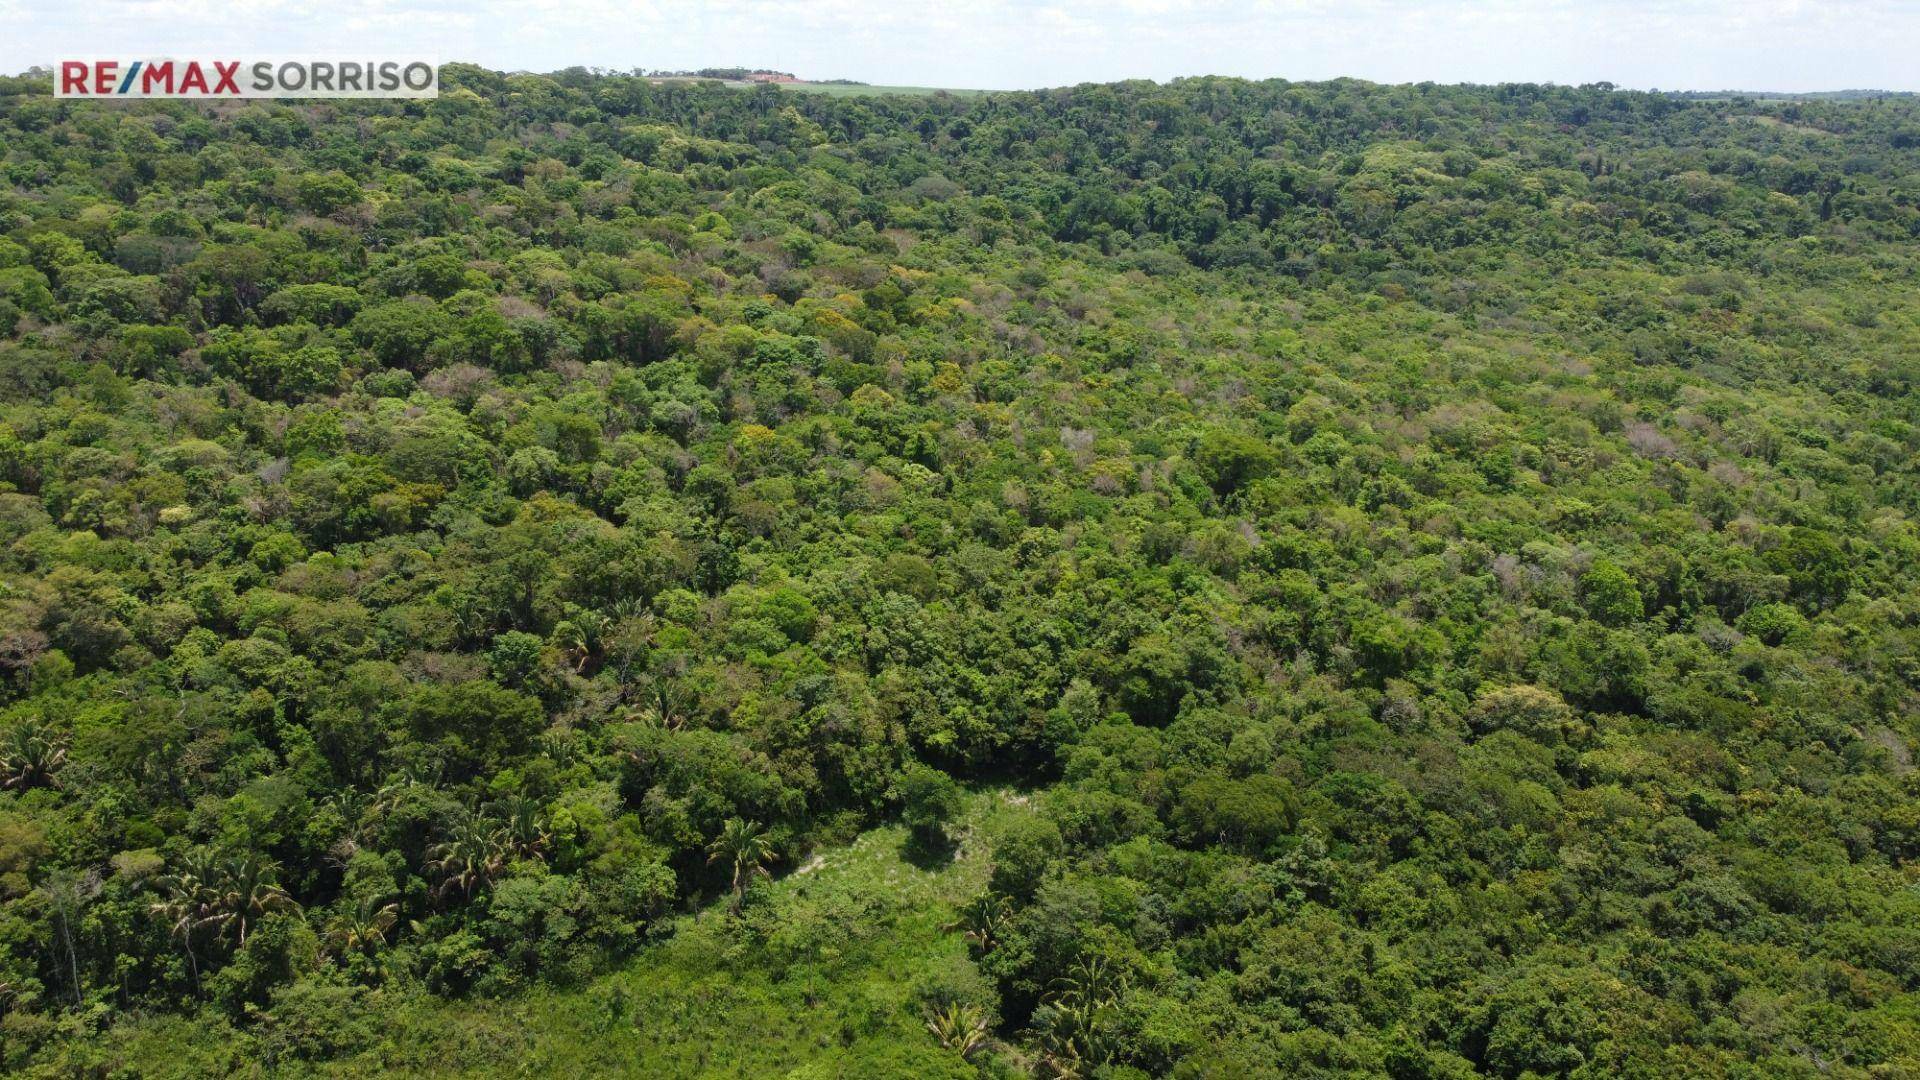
[0,64,1918,1076]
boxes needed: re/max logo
[55,59,438,99]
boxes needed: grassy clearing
[643,77,989,99]
[51,793,1025,1078]
[783,83,992,99]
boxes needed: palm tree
[427,808,506,902]
[488,795,551,863]
[320,789,374,840]
[946,893,1012,956]
[324,895,400,957]
[707,817,776,914]
[1037,956,1128,1078]
[552,619,590,672]
[1,719,68,791]
[369,765,439,818]
[214,852,298,946]
[537,727,581,767]
[923,1000,990,1058]
[555,611,610,672]
[1052,955,1126,1011]
[643,650,694,731]
[147,849,226,990]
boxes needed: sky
[3,0,1918,93]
